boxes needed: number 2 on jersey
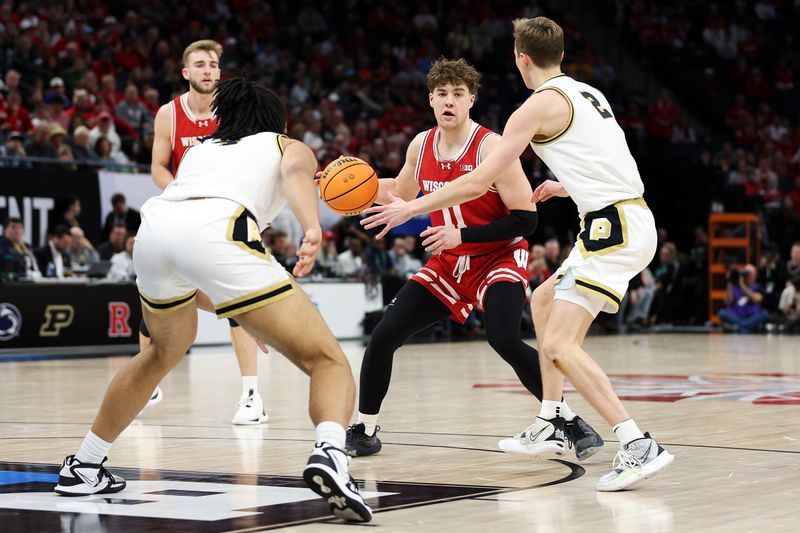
[580,91,612,119]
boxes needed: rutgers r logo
[108,302,132,337]
[39,305,74,337]
[198,120,209,127]
[440,162,452,170]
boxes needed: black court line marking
[2,422,798,456]
[2,459,580,532]
[221,460,585,532]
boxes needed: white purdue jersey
[530,75,644,216]
[160,131,287,230]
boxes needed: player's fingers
[360,217,383,230]
[420,226,434,238]
[376,226,390,239]
[361,205,384,215]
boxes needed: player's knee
[365,321,405,357]
[540,337,570,364]
[147,340,187,368]
[486,328,516,357]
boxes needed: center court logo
[0,462,501,530]
[475,373,800,405]
[0,303,22,341]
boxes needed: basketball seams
[325,171,377,202]
[329,178,378,215]
[321,161,366,199]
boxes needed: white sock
[315,421,346,450]
[75,430,113,465]
[538,400,561,420]
[612,418,645,446]
[560,399,577,421]
[242,375,258,396]
[357,412,379,436]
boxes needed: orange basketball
[319,156,378,216]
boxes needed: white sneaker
[54,455,126,496]
[498,416,566,457]
[596,432,674,492]
[147,386,163,407]
[303,442,373,522]
[232,389,268,425]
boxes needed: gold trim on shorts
[573,276,622,311]
[215,280,294,319]
[140,289,198,315]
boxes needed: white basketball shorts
[134,197,293,318]
[554,198,657,317]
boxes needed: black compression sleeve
[460,210,538,243]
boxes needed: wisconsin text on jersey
[179,136,202,148]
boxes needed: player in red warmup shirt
[345,58,604,461]
[144,40,268,425]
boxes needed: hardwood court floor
[1,333,799,532]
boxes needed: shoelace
[236,395,255,409]
[612,449,643,473]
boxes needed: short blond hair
[427,57,481,95]
[512,17,564,68]
[182,39,223,67]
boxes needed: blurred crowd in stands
[2,0,799,333]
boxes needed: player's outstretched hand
[531,180,568,203]
[293,228,321,277]
[360,192,411,239]
[421,225,461,254]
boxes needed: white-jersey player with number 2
[360,16,674,492]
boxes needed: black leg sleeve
[483,282,543,401]
[359,280,452,415]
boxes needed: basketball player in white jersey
[148,39,268,425]
[55,77,373,522]
[361,17,674,492]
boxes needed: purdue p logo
[39,305,75,337]
[589,218,612,241]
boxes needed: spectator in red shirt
[744,68,771,99]
[647,89,678,140]
[2,91,34,134]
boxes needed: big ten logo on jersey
[39,304,74,337]
[421,180,447,192]
[0,195,54,248]
[590,218,612,241]
[179,136,201,148]
[108,302,132,337]
[514,249,529,269]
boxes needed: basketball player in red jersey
[346,58,603,460]
[146,40,267,425]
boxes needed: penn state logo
[0,303,22,341]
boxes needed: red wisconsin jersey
[416,122,522,256]
[170,92,217,174]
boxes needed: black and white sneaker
[303,442,373,522]
[498,416,567,457]
[345,423,382,457]
[564,416,605,461]
[54,455,126,496]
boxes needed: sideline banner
[0,281,141,353]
